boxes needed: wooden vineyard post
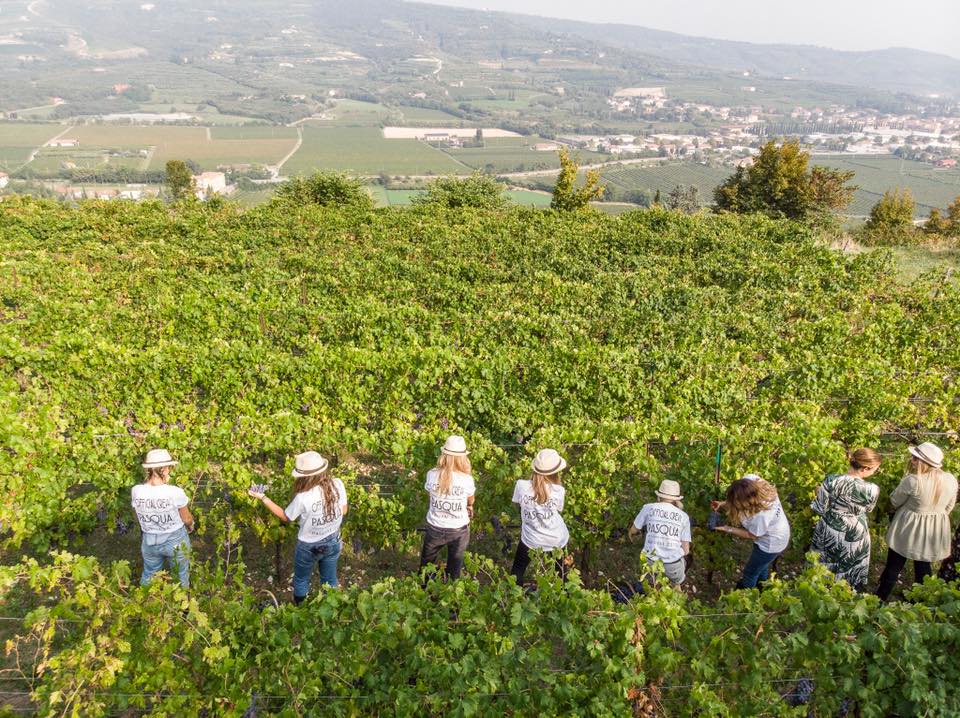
[707,440,722,586]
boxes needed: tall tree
[864,188,916,241]
[666,184,700,214]
[924,208,949,235]
[274,171,374,211]
[413,173,507,210]
[164,160,195,201]
[551,146,604,212]
[946,195,960,237]
[713,139,856,224]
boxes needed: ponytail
[531,471,558,505]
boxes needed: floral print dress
[938,487,960,582]
[810,474,880,590]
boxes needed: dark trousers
[736,544,782,589]
[876,548,932,601]
[419,524,470,581]
[510,540,567,585]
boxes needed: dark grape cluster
[786,677,814,706]
[707,511,722,530]
[114,519,129,535]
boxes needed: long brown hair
[849,448,881,470]
[292,471,338,520]
[909,457,946,504]
[725,477,777,527]
[436,452,472,495]
[531,471,561,505]
[144,466,171,483]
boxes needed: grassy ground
[884,244,960,282]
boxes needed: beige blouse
[885,472,958,561]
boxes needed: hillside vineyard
[1,198,959,716]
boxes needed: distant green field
[395,107,464,124]
[811,156,960,217]
[209,126,299,141]
[601,163,732,204]
[324,99,392,126]
[443,136,609,173]
[283,126,463,175]
[56,125,299,170]
[0,122,63,170]
[601,157,960,216]
[26,148,144,172]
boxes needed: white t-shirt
[284,479,348,543]
[740,498,791,554]
[512,479,568,550]
[633,502,691,564]
[131,483,189,535]
[424,468,476,529]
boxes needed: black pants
[875,548,932,601]
[510,540,567,585]
[419,524,470,581]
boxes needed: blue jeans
[736,544,782,589]
[293,534,342,600]
[141,527,191,588]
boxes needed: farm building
[935,158,957,168]
[0,172,8,189]
[193,172,227,198]
[48,138,79,148]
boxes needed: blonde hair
[725,477,777,527]
[849,448,881,470]
[909,456,946,504]
[292,470,338,521]
[436,452,472,495]
[531,471,561,505]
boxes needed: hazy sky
[431,0,960,59]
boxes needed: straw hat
[532,448,567,476]
[655,479,683,502]
[441,435,469,456]
[291,451,329,478]
[142,448,178,469]
[909,442,944,469]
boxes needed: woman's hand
[710,500,725,511]
[248,489,266,501]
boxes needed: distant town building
[47,138,79,148]
[194,171,227,198]
[0,172,9,189]
[935,158,957,168]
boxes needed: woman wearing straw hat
[875,442,957,601]
[249,451,348,603]
[628,479,691,585]
[419,435,476,581]
[131,449,193,588]
[712,473,791,589]
[510,448,570,585]
[810,448,882,591]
